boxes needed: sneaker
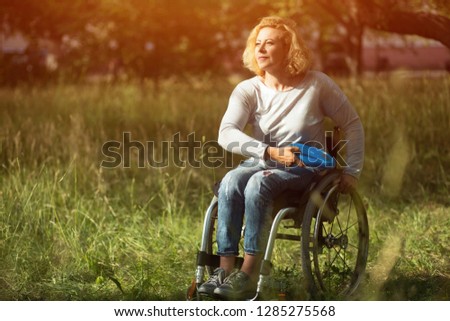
[213,271,257,300]
[197,268,226,297]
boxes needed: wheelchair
[187,167,369,301]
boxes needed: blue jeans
[216,161,316,256]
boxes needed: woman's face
[255,27,287,75]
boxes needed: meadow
[0,72,448,300]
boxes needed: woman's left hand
[339,174,358,194]
[266,146,303,167]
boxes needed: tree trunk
[359,4,450,49]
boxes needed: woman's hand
[339,174,358,194]
[266,146,304,167]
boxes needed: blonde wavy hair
[242,16,311,77]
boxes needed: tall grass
[346,73,450,199]
[0,73,449,300]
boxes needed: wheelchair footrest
[196,251,220,267]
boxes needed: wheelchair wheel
[301,172,369,299]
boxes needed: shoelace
[223,271,247,287]
[206,268,224,284]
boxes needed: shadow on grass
[2,275,447,301]
[378,274,450,300]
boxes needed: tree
[356,0,450,48]
[300,0,450,75]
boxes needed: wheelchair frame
[187,169,369,300]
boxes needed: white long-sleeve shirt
[218,70,364,178]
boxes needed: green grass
[0,73,449,300]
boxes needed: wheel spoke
[347,242,358,250]
[336,251,352,273]
[335,212,344,234]
[329,247,341,266]
[345,197,352,229]
[322,223,329,239]
[334,221,358,238]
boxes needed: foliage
[1,0,449,84]
[0,0,277,82]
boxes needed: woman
[198,16,364,300]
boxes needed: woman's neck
[262,72,302,91]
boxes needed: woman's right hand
[265,146,304,167]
